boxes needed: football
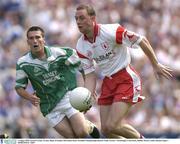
[69,87,92,112]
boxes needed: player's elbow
[15,87,25,96]
[141,37,150,45]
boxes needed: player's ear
[41,36,45,44]
[91,16,96,21]
[43,39,45,44]
[27,39,30,45]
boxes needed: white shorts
[45,91,79,127]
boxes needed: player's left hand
[81,93,95,113]
[153,63,173,80]
[80,92,97,113]
[80,105,92,114]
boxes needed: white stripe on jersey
[126,66,145,103]
[15,82,27,88]
[66,49,80,65]
[16,69,28,80]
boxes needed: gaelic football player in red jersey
[75,4,172,138]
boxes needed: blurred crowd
[0,0,179,138]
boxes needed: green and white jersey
[15,46,80,116]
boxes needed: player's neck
[38,54,47,60]
[86,34,94,42]
[86,22,97,43]
[34,51,47,60]
[85,28,94,43]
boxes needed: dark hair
[76,4,96,16]
[26,26,45,38]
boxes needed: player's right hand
[30,91,40,107]
[153,63,173,80]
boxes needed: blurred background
[0,0,179,138]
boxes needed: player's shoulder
[49,46,75,56]
[76,35,84,43]
[49,46,73,51]
[98,23,124,37]
[17,52,31,65]
[76,35,84,49]
[100,23,121,30]
[76,38,84,52]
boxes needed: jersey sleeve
[15,62,28,89]
[76,41,95,75]
[65,48,81,67]
[55,47,81,67]
[116,25,143,48]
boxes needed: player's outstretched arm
[139,37,173,79]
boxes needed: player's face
[75,9,94,35]
[27,30,45,54]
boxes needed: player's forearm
[15,87,32,101]
[84,72,97,95]
[139,37,158,66]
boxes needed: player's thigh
[69,112,89,136]
[54,116,75,138]
[99,105,111,127]
[107,102,132,126]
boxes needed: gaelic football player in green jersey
[15,26,103,138]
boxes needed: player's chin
[32,47,41,52]
[31,46,38,50]
[78,28,85,34]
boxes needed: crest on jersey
[101,42,109,51]
[34,67,41,73]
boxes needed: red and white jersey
[76,23,143,77]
